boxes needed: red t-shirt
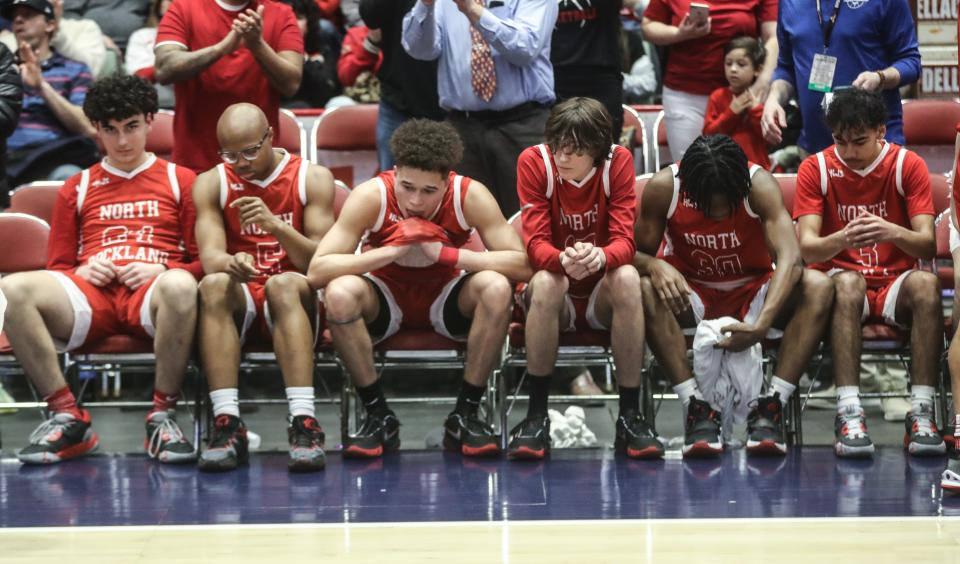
[702,87,770,169]
[517,144,636,297]
[365,169,473,283]
[156,0,303,172]
[47,155,201,278]
[218,150,308,282]
[643,0,776,95]
[793,142,933,286]
[660,162,772,286]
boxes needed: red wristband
[437,246,460,267]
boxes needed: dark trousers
[555,71,625,141]
[446,106,550,218]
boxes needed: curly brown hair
[83,75,158,126]
[389,119,464,175]
[544,97,613,166]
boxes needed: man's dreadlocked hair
[678,135,751,216]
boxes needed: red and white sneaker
[18,410,99,464]
[942,449,960,495]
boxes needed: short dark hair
[678,135,751,216]
[83,75,159,126]
[390,119,464,175]
[724,36,765,69]
[824,87,887,135]
[544,97,613,166]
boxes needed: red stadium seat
[930,173,950,217]
[310,104,379,188]
[0,213,50,359]
[622,105,649,173]
[653,110,671,170]
[774,173,797,216]
[902,99,960,174]
[0,213,50,272]
[146,109,175,162]
[7,181,62,224]
[934,211,954,291]
[277,108,307,158]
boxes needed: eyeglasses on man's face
[219,129,270,164]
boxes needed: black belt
[447,102,547,123]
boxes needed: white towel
[692,317,763,439]
[0,286,6,334]
[548,406,598,448]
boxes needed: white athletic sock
[836,386,861,413]
[673,378,702,408]
[769,376,796,403]
[910,385,935,414]
[286,386,316,418]
[210,388,240,418]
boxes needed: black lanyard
[816,0,843,50]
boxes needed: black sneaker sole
[746,439,787,456]
[614,437,664,460]
[197,449,249,472]
[342,436,400,459]
[682,440,723,458]
[288,457,326,472]
[507,445,547,461]
[443,432,501,457]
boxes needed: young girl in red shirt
[702,36,771,169]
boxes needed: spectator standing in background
[154,0,304,172]
[280,0,339,108]
[552,0,626,140]
[336,24,381,88]
[402,0,557,217]
[0,42,21,207]
[642,0,778,161]
[124,0,175,108]
[5,0,98,188]
[360,0,441,171]
[703,36,769,169]
[761,0,920,155]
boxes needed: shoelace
[840,414,867,439]
[912,414,938,438]
[292,421,322,448]
[624,414,654,437]
[28,416,70,445]
[147,417,185,458]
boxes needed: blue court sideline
[2,447,958,528]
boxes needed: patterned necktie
[469,1,497,102]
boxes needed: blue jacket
[773,0,920,153]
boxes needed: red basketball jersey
[517,144,636,297]
[365,169,473,282]
[793,142,933,285]
[660,163,773,287]
[47,155,198,272]
[218,150,308,281]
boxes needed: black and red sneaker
[614,410,664,459]
[507,415,550,461]
[746,394,787,456]
[18,410,99,464]
[198,414,249,472]
[443,411,501,457]
[683,398,723,458]
[342,410,400,458]
[287,415,326,472]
